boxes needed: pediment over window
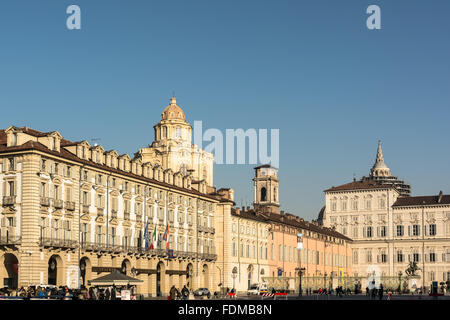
[2,207,16,215]
[81,213,91,222]
[81,183,92,191]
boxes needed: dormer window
[12,133,17,146]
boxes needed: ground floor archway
[80,257,92,288]
[48,255,63,286]
[1,253,19,289]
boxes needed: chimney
[280,210,285,215]
[246,206,250,211]
[241,206,245,212]
[438,190,443,203]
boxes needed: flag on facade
[163,224,169,241]
[149,225,157,250]
[144,222,149,250]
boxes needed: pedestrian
[182,285,189,300]
[169,285,177,300]
[378,283,384,301]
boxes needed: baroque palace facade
[216,165,352,293]
[0,97,218,297]
[0,97,353,296]
[321,141,450,290]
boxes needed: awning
[88,269,143,286]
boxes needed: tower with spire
[370,140,391,178]
[364,140,411,197]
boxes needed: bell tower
[253,164,280,214]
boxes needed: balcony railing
[39,237,77,249]
[111,210,118,219]
[0,235,21,246]
[124,212,130,220]
[136,215,142,222]
[97,207,104,216]
[82,205,90,214]
[54,199,64,209]
[199,253,217,261]
[40,197,51,207]
[65,201,75,211]
[2,196,16,206]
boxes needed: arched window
[163,127,167,138]
[175,126,181,138]
[261,187,267,202]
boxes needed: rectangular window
[397,251,403,263]
[380,226,387,237]
[8,158,14,171]
[8,181,15,196]
[429,224,436,236]
[413,225,420,236]
[429,252,436,262]
[397,225,404,237]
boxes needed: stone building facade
[322,141,450,290]
[0,98,220,297]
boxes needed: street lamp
[324,272,327,289]
[398,271,402,294]
[296,267,306,296]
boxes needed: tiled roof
[325,179,392,192]
[0,127,218,201]
[393,194,450,207]
[231,208,352,241]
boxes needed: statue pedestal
[405,275,421,292]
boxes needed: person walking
[169,285,177,300]
[182,285,189,300]
[378,283,384,300]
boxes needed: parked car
[194,288,211,298]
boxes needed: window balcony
[0,235,21,246]
[97,207,104,216]
[40,197,51,207]
[207,227,215,234]
[111,209,118,218]
[54,199,64,209]
[39,237,77,249]
[136,215,142,222]
[65,201,75,211]
[2,196,16,206]
[82,205,90,214]
[124,212,130,220]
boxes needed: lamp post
[398,271,402,294]
[324,272,327,290]
[296,267,306,296]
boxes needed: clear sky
[1,0,449,220]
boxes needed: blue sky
[0,0,449,220]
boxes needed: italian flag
[149,225,157,250]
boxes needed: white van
[247,282,268,295]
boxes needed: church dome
[161,97,185,121]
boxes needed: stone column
[18,153,41,287]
